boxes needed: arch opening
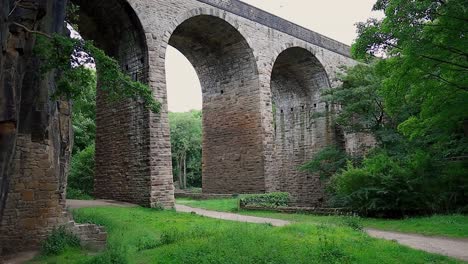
[167,15,265,194]
[270,47,332,206]
[70,0,152,205]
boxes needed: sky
[166,0,383,112]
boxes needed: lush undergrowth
[176,198,468,238]
[33,207,461,264]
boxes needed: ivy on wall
[34,34,161,113]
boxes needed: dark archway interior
[72,0,148,82]
[270,47,331,206]
[168,15,265,194]
[71,0,152,205]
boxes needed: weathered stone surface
[268,47,337,206]
[67,221,107,251]
[0,0,70,255]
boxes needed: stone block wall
[269,47,336,206]
[67,221,107,251]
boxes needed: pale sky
[166,0,382,112]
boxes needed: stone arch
[160,8,256,59]
[70,0,155,206]
[163,14,266,194]
[269,46,334,206]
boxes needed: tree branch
[8,0,21,17]
[420,55,468,70]
[11,22,52,38]
[426,73,468,91]
[8,0,38,17]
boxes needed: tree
[323,0,468,216]
[169,111,203,189]
[353,0,467,159]
[323,62,388,134]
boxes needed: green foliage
[239,192,290,208]
[331,153,418,216]
[68,144,95,199]
[352,0,467,156]
[330,150,468,216]
[67,188,94,200]
[300,146,350,180]
[71,69,96,154]
[322,63,387,134]
[66,3,80,29]
[41,226,81,256]
[34,34,160,113]
[169,110,202,188]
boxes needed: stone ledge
[66,221,107,251]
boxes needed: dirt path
[66,199,138,209]
[365,229,468,261]
[174,204,290,226]
[2,251,39,264]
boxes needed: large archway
[167,15,265,194]
[71,0,154,205]
[270,47,334,206]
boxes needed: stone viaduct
[0,0,358,254]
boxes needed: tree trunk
[183,153,187,189]
[178,156,183,189]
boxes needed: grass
[176,198,468,238]
[32,206,462,264]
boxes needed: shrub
[67,187,94,200]
[329,149,468,217]
[331,152,419,216]
[68,144,95,198]
[239,192,289,208]
[41,226,81,255]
